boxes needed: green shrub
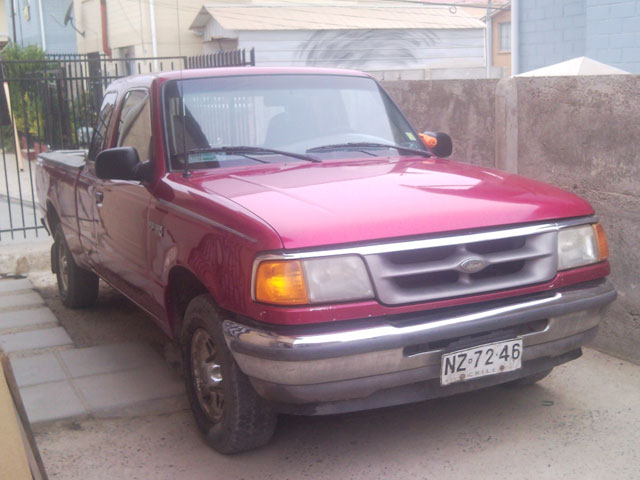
[1,44,48,143]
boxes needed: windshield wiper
[306,142,430,157]
[183,146,321,163]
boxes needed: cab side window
[115,89,152,162]
[87,92,117,162]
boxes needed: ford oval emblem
[458,257,488,274]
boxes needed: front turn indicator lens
[255,260,308,305]
[593,222,609,261]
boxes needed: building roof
[106,67,373,90]
[420,0,511,20]
[190,5,485,31]
[518,57,629,77]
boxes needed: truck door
[94,89,161,317]
[77,91,117,267]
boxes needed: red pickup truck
[36,67,616,453]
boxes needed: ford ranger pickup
[36,67,616,453]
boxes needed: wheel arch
[46,201,61,235]
[165,265,211,340]
[48,203,62,274]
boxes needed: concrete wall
[383,75,640,364]
[519,0,640,74]
[382,79,498,168]
[500,75,640,363]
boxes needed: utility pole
[10,0,17,44]
[486,0,492,78]
[37,0,47,51]
[511,0,520,75]
[149,0,159,71]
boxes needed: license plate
[440,338,523,386]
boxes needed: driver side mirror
[96,147,152,182]
[420,132,453,158]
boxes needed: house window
[118,46,136,76]
[499,22,511,52]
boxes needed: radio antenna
[175,0,190,178]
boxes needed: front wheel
[181,294,277,454]
[53,226,99,308]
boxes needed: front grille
[364,230,557,305]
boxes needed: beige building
[190,2,487,80]
[73,0,205,70]
[0,0,10,48]
[489,3,511,76]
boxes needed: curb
[0,193,37,209]
[0,238,52,275]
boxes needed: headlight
[557,223,609,271]
[254,255,374,305]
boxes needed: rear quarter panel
[36,151,86,259]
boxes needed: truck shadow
[264,381,561,463]
[34,272,167,350]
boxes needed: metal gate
[0,49,255,241]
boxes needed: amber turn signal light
[419,133,438,148]
[593,223,609,261]
[255,260,309,305]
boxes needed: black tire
[505,368,553,387]
[53,226,99,308]
[181,294,277,454]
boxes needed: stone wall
[382,79,498,168]
[383,75,640,364]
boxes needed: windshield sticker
[187,152,218,164]
[405,132,416,141]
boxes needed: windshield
[163,74,425,170]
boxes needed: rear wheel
[181,294,277,454]
[53,226,99,308]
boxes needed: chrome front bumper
[223,280,616,413]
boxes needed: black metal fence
[0,49,255,241]
[186,49,255,69]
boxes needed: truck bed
[38,150,87,169]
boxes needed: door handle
[95,191,104,203]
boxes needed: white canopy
[518,57,629,77]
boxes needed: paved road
[25,271,640,480]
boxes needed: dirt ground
[28,271,640,480]
[29,270,169,352]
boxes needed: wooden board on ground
[0,353,48,480]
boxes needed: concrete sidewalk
[0,276,187,428]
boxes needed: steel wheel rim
[58,241,69,294]
[191,328,224,423]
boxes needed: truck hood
[188,157,593,249]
